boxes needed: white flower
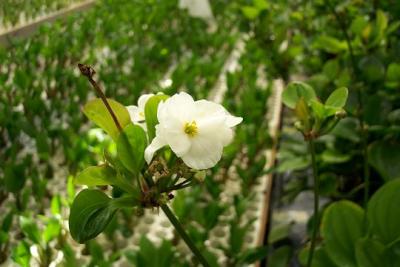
[144,92,242,170]
[126,94,154,130]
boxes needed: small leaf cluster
[282,82,348,140]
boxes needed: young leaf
[83,98,131,140]
[144,94,169,141]
[282,82,317,109]
[367,179,400,245]
[19,216,41,244]
[310,99,326,120]
[313,35,348,54]
[11,241,31,267]
[117,123,147,174]
[43,218,61,243]
[69,189,117,243]
[75,165,116,186]
[325,87,348,108]
[321,200,364,267]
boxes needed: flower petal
[144,126,167,164]
[126,105,140,122]
[181,135,223,170]
[164,128,191,157]
[226,115,243,127]
[138,94,154,109]
[157,92,196,125]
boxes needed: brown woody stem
[78,63,123,132]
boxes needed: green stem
[161,204,210,267]
[325,0,370,215]
[143,174,210,266]
[307,138,320,267]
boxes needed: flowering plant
[68,64,242,266]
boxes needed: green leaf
[254,0,269,10]
[355,238,387,267]
[323,60,340,81]
[51,195,61,215]
[241,6,260,20]
[359,56,385,82]
[239,246,268,264]
[69,189,117,243]
[83,98,131,140]
[369,10,388,46]
[4,164,26,193]
[298,246,338,267]
[321,200,364,267]
[43,218,61,243]
[144,94,169,141]
[117,123,147,174]
[385,63,400,89]
[267,246,291,267]
[368,141,400,181]
[11,241,31,267]
[314,36,348,54]
[75,165,116,186]
[367,179,400,245]
[295,97,310,123]
[310,99,326,120]
[20,216,41,244]
[2,211,13,232]
[325,87,348,108]
[282,82,317,109]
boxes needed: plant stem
[161,204,210,267]
[307,138,319,267]
[325,0,370,211]
[78,63,122,131]
[142,174,209,266]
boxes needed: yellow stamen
[184,121,198,137]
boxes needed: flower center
[184,121,198,137]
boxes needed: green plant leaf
[83,98,131,140]
[355,238,387,267]
[144,94,169,141]
[239,246,269,264]
[266,246,291,267]
[367,179,400,245]
[385,63,400,89]
[282,82,317,109]
[241,6,260,20]
[314,35,348,54]
[325,87,348,108]
[19,216,41,244]
[368,141,400,181]
[117,123,147,174]
[321,200,364,267]
[310,99,326,120]
[4,164,26,193]
[11,241,31,267]
[298,246,338,267]
[75,165,116,186]
[69,189,117,243]
[359,56,385,82]
[43,218,61,243]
